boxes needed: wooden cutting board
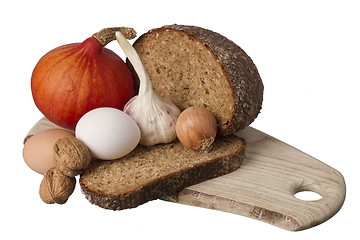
[26,118,346,231]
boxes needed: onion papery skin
[175,107,217,150]
[31,37,134,130]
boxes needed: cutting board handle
[176,127,346,231]
[240,127,345,201]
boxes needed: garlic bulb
[115,31,181,146]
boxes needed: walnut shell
[54,136,91,177]
[39,167,76,204]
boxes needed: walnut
[53,136,91,177]
[39,167,76,204]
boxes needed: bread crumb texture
[130,24,264,135]
[80,135,245,210]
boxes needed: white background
[1,0,358,239]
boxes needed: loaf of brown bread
[130,24,264,135]
[80,135,245,210]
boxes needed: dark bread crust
[131,24,263,135]
[79,136,245,210]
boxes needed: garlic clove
[116,31,181,146]
[124,93,180,146]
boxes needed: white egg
[75,107,141,160]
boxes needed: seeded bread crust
[131,24,264,135]
[80,135,245,210]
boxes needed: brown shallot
[175,106,217,150]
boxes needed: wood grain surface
[176,127,346,231]
[26,118,346,231]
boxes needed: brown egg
[23,129,75,175]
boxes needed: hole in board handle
[294,190,323,201]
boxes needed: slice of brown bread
[80,135,245,210]
[129,24,264,136]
